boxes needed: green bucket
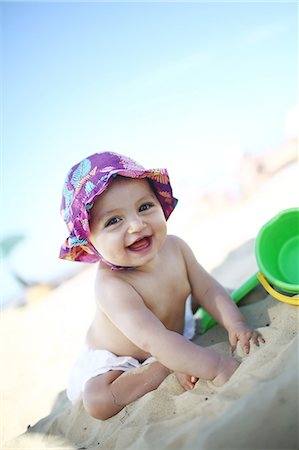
[255,208,299,294]
[198,207,299,334]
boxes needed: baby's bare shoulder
[165,234,185,247]
[165,235,199,270]
[165,234,190,254]
[95,268,135,303]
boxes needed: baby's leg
[83,362,171,420]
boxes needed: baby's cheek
[157,218,167,239]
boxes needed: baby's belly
[86,319,151,362]
[86,313,185,362]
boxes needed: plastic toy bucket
[199,208,299,333]
[255,208,299,300]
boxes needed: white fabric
[67,349,156,403]
[183,295,196,339]
[67,296,196,403]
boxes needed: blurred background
[1,1,298,308]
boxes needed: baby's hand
[175,372,199,391]
[228,320,265,354]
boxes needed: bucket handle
[257,273,299,306]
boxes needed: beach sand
[2,163,298,449]
[4,295,298,450]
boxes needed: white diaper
[67,296,196,403]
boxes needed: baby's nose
[127,216,146,233]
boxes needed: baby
[60,152,264,420]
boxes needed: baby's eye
[105,217,121,227]
[139,202,154,212]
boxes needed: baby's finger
[252,331,265,346]
[259,335,265,343]
[185,380,196,390]
[229,334,238,354]
[239,334,251,354]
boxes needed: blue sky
[1,1,297,302]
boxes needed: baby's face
[89,177,167,268]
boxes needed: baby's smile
[127,236,152,252]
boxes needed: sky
[1,1,298,304]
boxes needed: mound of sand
[5,295,298,449]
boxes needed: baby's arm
[179,238,265,353]
[97,275,239,385]
[195,278,264,353]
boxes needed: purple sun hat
[59,151,178,263]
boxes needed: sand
[2,162,299,450]
[4,296,298,450]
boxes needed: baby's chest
[138,269,190,318]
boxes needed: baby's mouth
[128,236,152,252]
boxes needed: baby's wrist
[226,317,247,332]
